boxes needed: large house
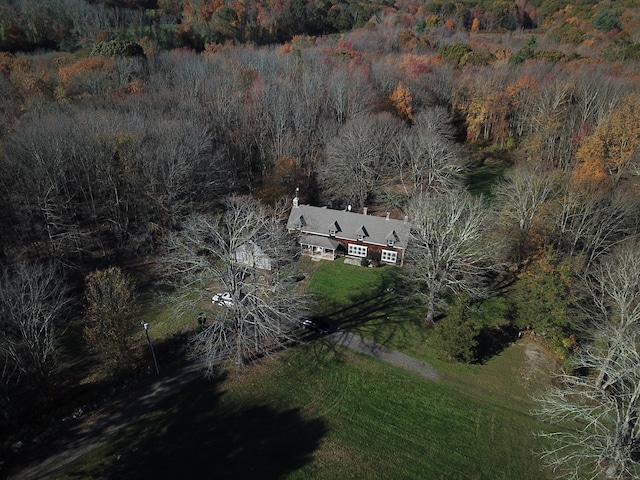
[286,196,411,266]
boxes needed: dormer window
[355,225,368,241]
[385,230,399,247]
[328,220,340,237]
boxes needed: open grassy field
[55,343,549,480]
[53,260,553,479]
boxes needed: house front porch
[300,235,344,261]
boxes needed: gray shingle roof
[287,203,411,249]
[300,235,343,250]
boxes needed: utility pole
[142,321,160,375]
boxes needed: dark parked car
[300,316,332,334]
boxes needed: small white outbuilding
[233,241,272,271]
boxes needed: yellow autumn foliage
[576,92,640,178]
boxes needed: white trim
[348,244,368,257]
[381,249,397,264]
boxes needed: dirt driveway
[328,330,440,381]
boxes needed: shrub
[432,294,480,363]
[84,267,139,376]
[506,253,573,348]
[602,42,640,61]
[593,9,619,32]
[548,22,586,45]
[91,40,145,58]
[438,43,473,67]
[509,35,536,65]
[459,50,494,67]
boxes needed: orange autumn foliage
[505,74,539,97]
[494,48,512,62]
[111,79,144,100]
[390,82,414,122]
[281,42,294,54]
[570,157,609,190]
[58,56,116,86]
[11,69,52,99]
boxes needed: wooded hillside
[2,2,640,477]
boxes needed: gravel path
[7,332,438,479]
[328,330,440,382]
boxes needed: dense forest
[1,0,639,265]
[2,0,640,478]
[2,0,640,54]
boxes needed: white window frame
[381,249,398,264]
[348,244,368,258]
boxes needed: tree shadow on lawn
[308,287,424,361]
[61,374,328,480]
[474,324,520,364]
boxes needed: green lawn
[308,260,425,351]
[56,343,549,480]
[308,259,391,311]
[465,161,509,198]
[136,288,202,340]
[54,260,553,480]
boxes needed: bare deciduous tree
[162,196,307,372]
[318,113,401,208]
[405,188,496,324]
[391,109,469,194]
[0,261,71,381]
[493,164,557,262]
[535,239,640,480]
[140,109,225,228]
[549,175,639,267]
[3,110,88,258]
[579,238,640,388]
[535,322,640,480]
[327,67,376,126]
